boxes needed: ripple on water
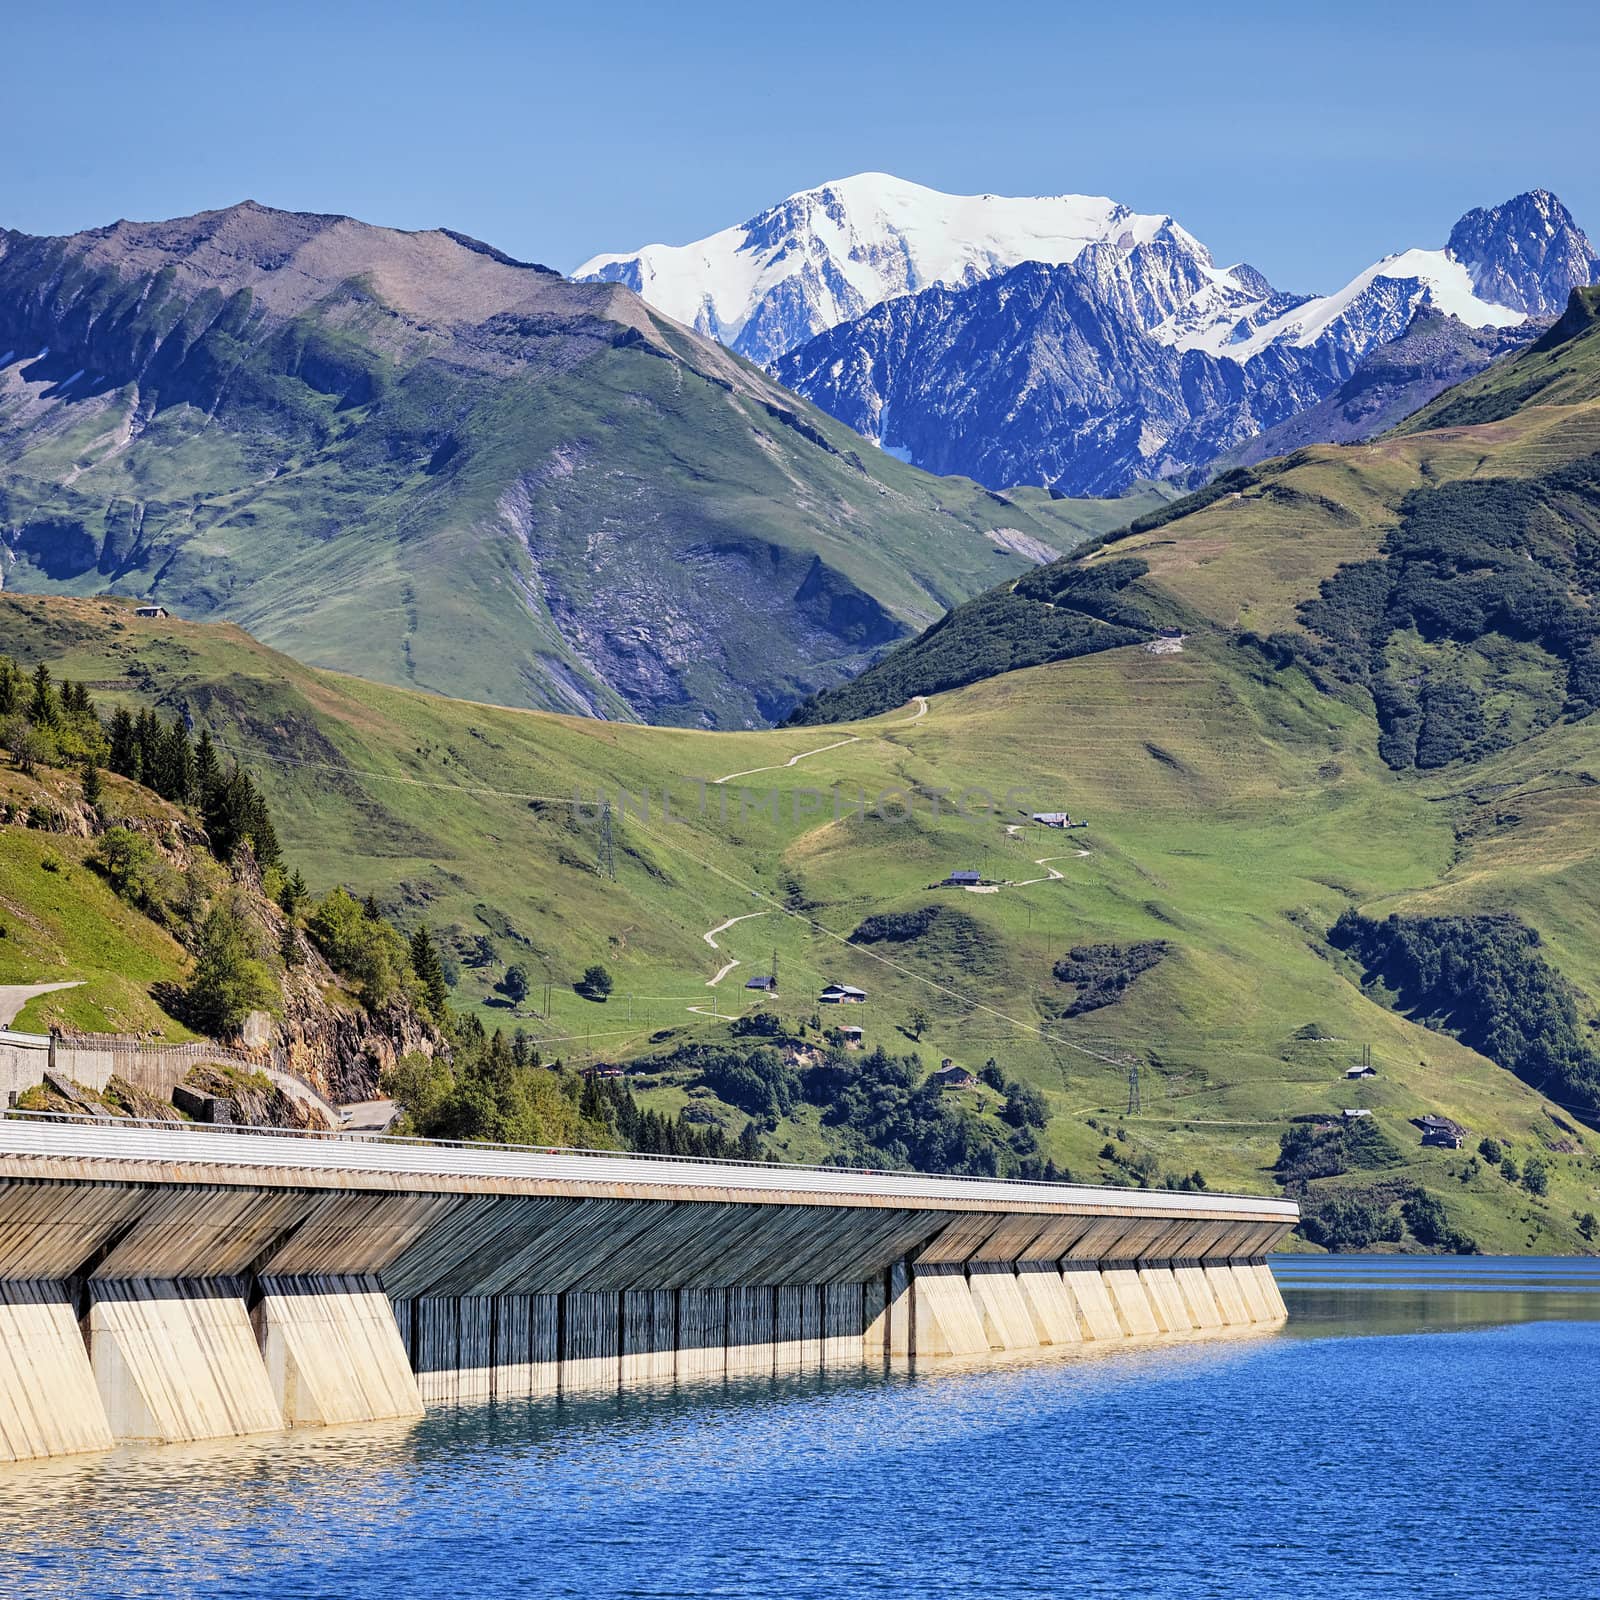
[0,1259,1594,1600]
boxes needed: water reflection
[0,1258,1594,1600]
[1276,1254,1600,1339]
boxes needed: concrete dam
[0,1119,1297,1462]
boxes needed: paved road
[339,1098,398,1134]
[0,982,82,1028]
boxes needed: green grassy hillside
[0,203,1156,729]
[0,775,198,1040]
[6,577,1598,1253]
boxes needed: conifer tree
[193,728,222,807]
[164,717,197,804]
[205,766,256,861]
[28,663,54,726]
[81,759,103,811]
[409,926,450,1020]
[247,784,281,868]
[108,707,137,777]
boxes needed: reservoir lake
[2,1257,1595,1600]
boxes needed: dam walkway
[0,1116,1297,1461]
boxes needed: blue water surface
[3,1258,1596,1600]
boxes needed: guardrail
[0,1110,1297,1217]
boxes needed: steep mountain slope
[774,190,1597,493]
[0,706,436,1104]
[7,559,1599,1249]
[791,288,1600,726]
[775,248,1331,494]
[1216,310,1534,470]
[574,173,1185,365]
[1398,285,1600,431]
[0,203,1139,729]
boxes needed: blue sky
[7,0,1598,291]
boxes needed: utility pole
[1126,1064,1141,1116]
[599,799,616,880]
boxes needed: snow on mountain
[1150,191,1598,379]
[574,173,1185,365]
[1154,246,1525,370]
[584,177,1599,495]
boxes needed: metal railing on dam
[0,1113,1295,1215]
[0,1113,1297,1464]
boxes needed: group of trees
[106,710,279,868]
[1,660,109,776]
[383,1025,767,1159]
[1299,1184,1479,1254]
[1331,910,1600,1122]
[0,652,282,873]
[1052,941,1170,1018]
[615,1029,1064,1179]
[799,1044,1058,1179]
[385,1023,601,1148]
[1283,456,1600,771]
[784,557,1155,726]
[1276,1115,1400,1187]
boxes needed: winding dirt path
[701,910,769,988]
[710,695,929,786]
[712,738,860,786]
[1005,855,1083,887]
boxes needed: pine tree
[28,663,54,726]
[205,766,255,861]
[81,760,103,811]
[410,926,450,1020]
[364,892,381,921]
[164,717,197,804]
[134,708,162,791]
[193,728,222,807]
[108,707,137,777]
[278,869,307,916]
[246,780,281,868]
[279,919,303,969]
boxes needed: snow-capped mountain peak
[769,187,1598,498]
[1146,192,1597,376]
[574,173,1185,365]
[1446,188,1600,316]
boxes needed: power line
[211,726,1134,1068]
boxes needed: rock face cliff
[774,191,1598,493]
[585,175,1597,495]
[0,202,1098,730]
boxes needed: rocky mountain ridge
[0,201,1130,728]
[774,189,1596,492]
[584,176,1597,493]
[575,172,1187,365]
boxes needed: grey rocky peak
[1446,189,1600,317]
